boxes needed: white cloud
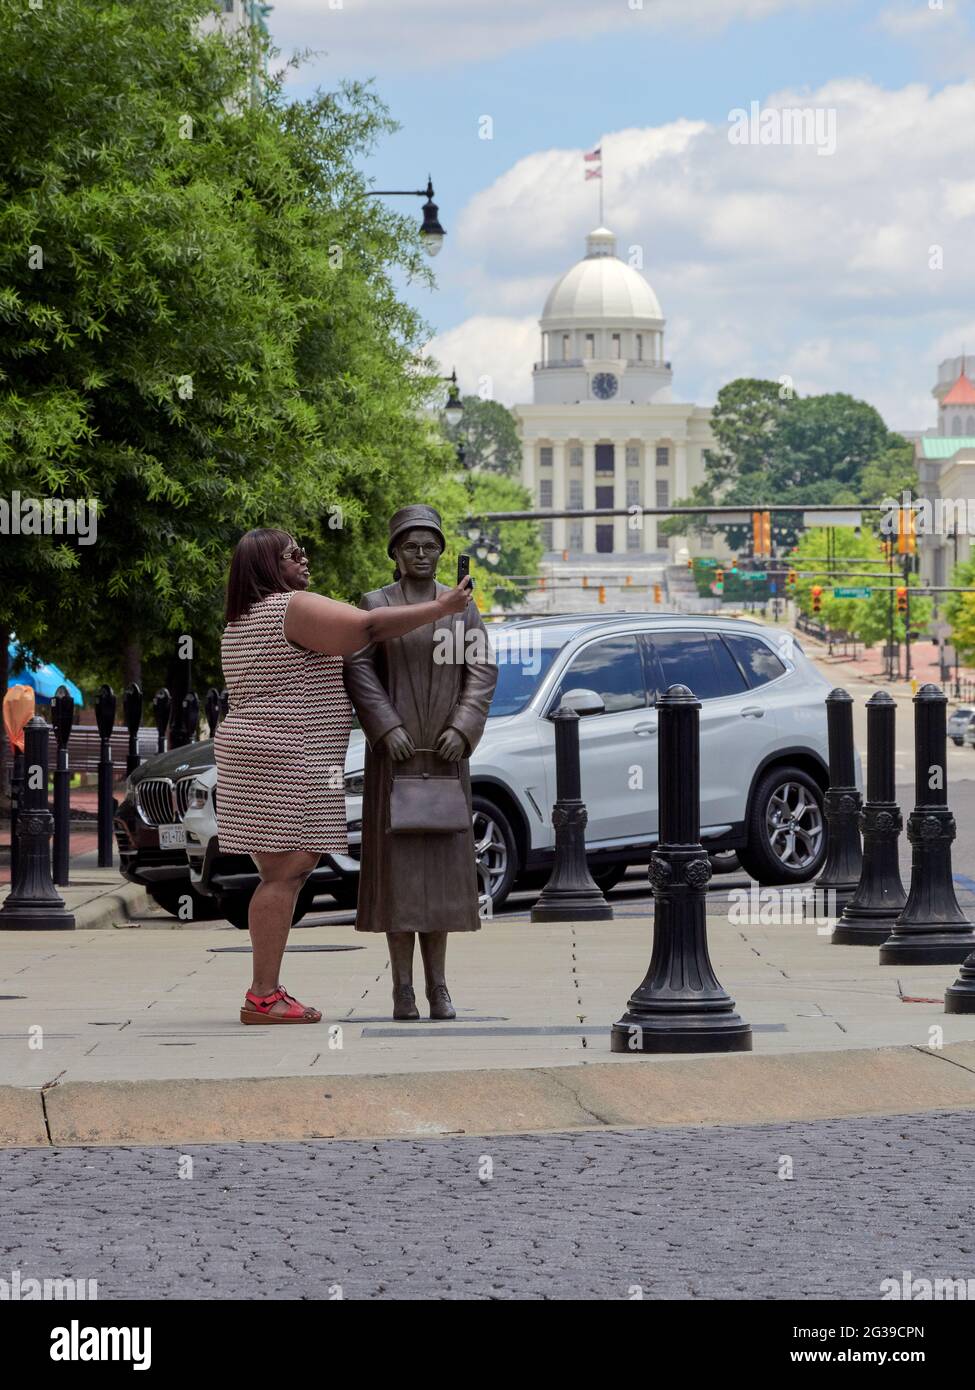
[426,315,538,408]
[432,77,975,429]
[268,0,814,73]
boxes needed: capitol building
[513,227,714,573]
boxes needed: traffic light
[896,586,908,614]
[787,570,798,587]
[752,510,772,557]
[811,584,823,614]
[897,508,916,555]
[714,567,725,596]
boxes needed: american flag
[584,146,602,180]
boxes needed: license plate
[159,824,186,850]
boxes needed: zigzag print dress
[215,590,353,853]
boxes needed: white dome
[541,228,663,326]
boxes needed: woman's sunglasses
[281,545,307,564]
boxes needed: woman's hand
[436,576,474,617]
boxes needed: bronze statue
[343,505,498,1020]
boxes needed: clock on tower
[591,372,618,400]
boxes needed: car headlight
[187,781,211,810]
[344,772,364,796]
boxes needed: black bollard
[0,717,75,930]
[182,690,200,743]
[610,684,752,1053]
[811,689,863,918]
[9,744,24,886]
[94,684,116,868]
[152,688,171,755]
[123,683,143,776]
[51,685,74,887]
[832,691,906,944]
[880,684,975,965]
[204,687,221,740]
[531,696,612,922]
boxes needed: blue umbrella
[7,638,84,705]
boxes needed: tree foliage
[0,0,457,705]
[662,379,916,551]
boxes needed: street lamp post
[367,176,446,257]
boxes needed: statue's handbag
[388,748,469,835]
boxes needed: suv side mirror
[557,687,606,717]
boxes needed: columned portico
[613,441,628,555]
[551,440,567,552]
[582,441,597,553]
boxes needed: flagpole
[600,149,604,225]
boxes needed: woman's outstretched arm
[284,580,473,658]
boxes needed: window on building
[585,334,595,359]
[595,524,615,554]
[968,416,975,436]
[595,485,614,509]
[568,478,584,509]
[626,478,641,505]
[595,443,614,472]
[636,334,643,361]
[627,526,642,551]
[612,333,621,359]
[562,334,571,361]
[656,479,669,508]
[656,445,669,468]
[625,444,640,469]
[569,445,583,469]
[223,0,234,10]
[568,521,584,551]
[539,479,553,508]
[539,446,553,468]
[953,416,963,435]
[542,523,554,549]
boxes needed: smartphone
[457,553,474,590]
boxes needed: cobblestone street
[4,1110,974,1300]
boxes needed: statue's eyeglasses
[281,545,307,564]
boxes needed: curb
[5,1041,975,1148]
[72,881,153,930]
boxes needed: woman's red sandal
[240,986,322,1025]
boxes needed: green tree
[789,527,930,646]
[445,396,521,476]
[0,0,457,774]
[944,558,975,664]
[663,381,913,552]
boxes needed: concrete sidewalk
[4,886,975,1146]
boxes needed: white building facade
[514,228,713,565]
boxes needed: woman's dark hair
[225,528,294,623]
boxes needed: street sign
[742,571,767,581]
[833,586,872,599]
[803,509,862,529]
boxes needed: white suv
[343,613,838,906]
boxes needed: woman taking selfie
[215,527,473,1025]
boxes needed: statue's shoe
[392,985,420,1021]
[428,985,456,1021]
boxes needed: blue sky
[267,0,975,430]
